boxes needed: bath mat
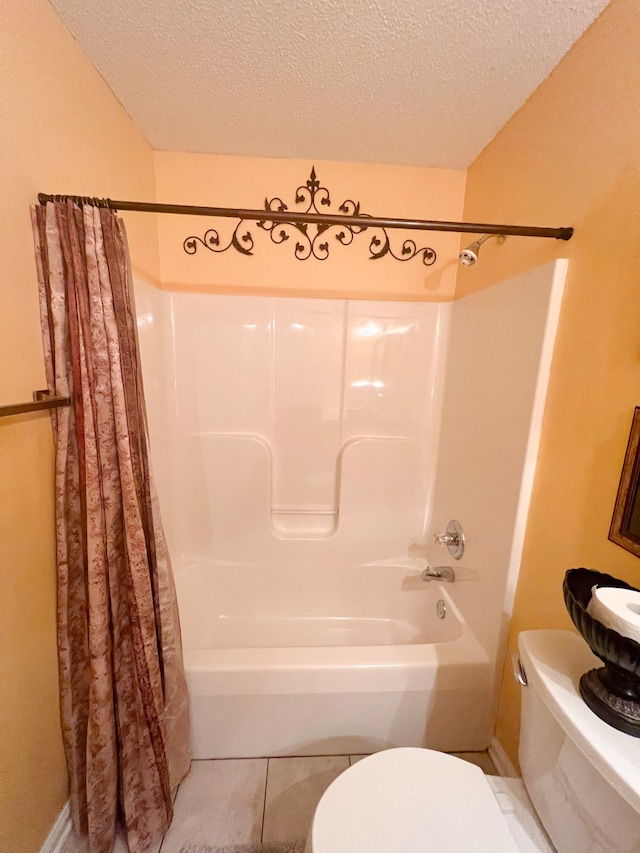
[180,842,306,853]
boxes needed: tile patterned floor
[262,755,350,844]
[61,750,522,853]
[161,759,267,852]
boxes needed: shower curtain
[32,200,190,853]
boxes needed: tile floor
[60,750,554,852]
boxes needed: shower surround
[138,295,448,559]
[135,259,566,757]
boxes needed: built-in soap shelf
[271,510,338,539]
[193,432,427,541]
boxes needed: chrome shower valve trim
[433,519,465,560]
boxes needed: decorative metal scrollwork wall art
[183,167,437,264]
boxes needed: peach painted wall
[0,1,158,851]
[462,0,640,768]
[154,152,466,300]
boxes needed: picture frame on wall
[609,406,640,558]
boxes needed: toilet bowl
[308,630,640,853]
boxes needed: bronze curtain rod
[37,194,573,241]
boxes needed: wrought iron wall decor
[183,168,437,264]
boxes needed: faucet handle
[433,519,465,560]
[433,531,457,545]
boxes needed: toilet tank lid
[518,629,640,814]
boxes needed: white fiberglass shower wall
[137,293,449,571]
[135,258,566,756]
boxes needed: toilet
[308,630,640,852]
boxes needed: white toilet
[308,630,640,852]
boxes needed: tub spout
[421,566,455,583]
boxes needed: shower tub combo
[136,270,565,759]
[175,561,490,758]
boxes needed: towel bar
[0,389,70,419]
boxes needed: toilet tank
[517,630,640,853]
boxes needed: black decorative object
[183,167,437,263]
[184,223,255,258]
[564,567,640,736]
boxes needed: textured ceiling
[50,0,610,169]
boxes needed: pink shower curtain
[32,200,190,853]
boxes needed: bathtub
[175,562,491,758]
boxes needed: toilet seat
[308,748,519,853]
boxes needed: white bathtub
[175,562,491,758]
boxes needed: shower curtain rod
[37,194,573,241]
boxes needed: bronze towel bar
[0,390,71,419]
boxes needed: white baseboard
[489,736,519,778]
[40,801,72,853]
